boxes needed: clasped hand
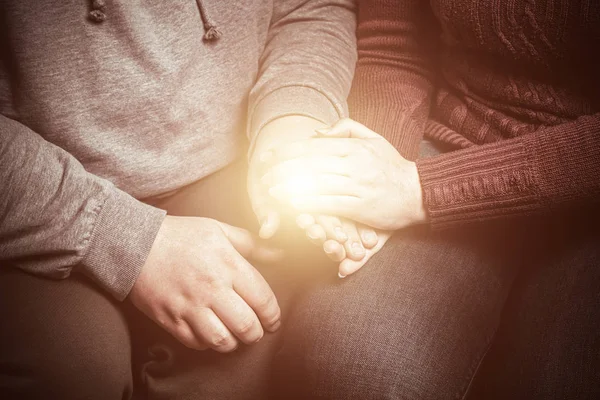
[250,117,427,277]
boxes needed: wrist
[393,161,428,229]
[409,162,428,224]
[250,115,328,160]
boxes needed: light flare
[282,174,317,198]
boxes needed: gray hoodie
[0,0,356,299]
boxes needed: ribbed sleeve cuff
[247,85,344,156]
[82,188,166,301]
[416,137,541,229]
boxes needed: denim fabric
[1,157,599,400]
[128,159,329,400]
[0,268,134,399]
[270,219,527,400]
[467,213,600,399]
[0,158,329,400]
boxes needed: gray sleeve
[0,115,166,300]
[247,0,357,148]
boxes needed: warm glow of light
[283,174,316,198]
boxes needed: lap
[0,157,317,400]
[273,222,525,400]
[468,215,600,399]
[0,267,133,400]
[135,158,332,400]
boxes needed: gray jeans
[2,152,599,400]
[270,140,600,399]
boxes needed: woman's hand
[296,213,391,277]
[261,119,428,231]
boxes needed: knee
[0,271,133,399]
[275,280,476,400]
[1,318,133,400]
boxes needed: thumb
[316,118,379,139]
[338,231,392,277]
[248,171,281,239]
[258,210,280,240]
[218,221,284,264]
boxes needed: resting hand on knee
[129,216,283,353]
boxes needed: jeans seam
[456,332,497,400]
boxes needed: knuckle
[264,310,281,327]
[360,169,377,183]
[255,294,275,312]
[202,275,228,292]
[236,318,257,335]
[175,329,200,350]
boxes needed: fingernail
[334,227,348,242]
[260,151,273,163]
[306,230,319,240]
[269,320,281,331]
[352,241,365,256]
[315,127,331,136]
[259,223,272,239]
[362,231,376,242]
[338,272,346,279]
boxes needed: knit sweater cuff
[247,85,343,157]
[416,138,540,229]
[81,188,166,301]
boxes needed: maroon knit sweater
[348,0,600,229]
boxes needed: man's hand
[263,118,428,231]
[248,116,328,239]
[129,216,283,353]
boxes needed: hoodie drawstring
[88,0,106,23]
[195,0,221,41]
[87,0,221,42]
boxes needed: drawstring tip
[203,26,222,41]
[89,10,107,23]
[89,0,107,23]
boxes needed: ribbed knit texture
[350,0,600,229]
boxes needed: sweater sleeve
[247,0,357,150]
[348,0,439,161]
[0,115,166,300]
[416,113,600,229]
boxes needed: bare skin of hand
[263,118,428,231]
[129,215,284,353]
[295,214,390,277]
[248,115,380,275]
[248,115,328,239]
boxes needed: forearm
[416,113,600,229]
[0,115,165,300]
[348,0,438,161]
[248,0,357,150]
